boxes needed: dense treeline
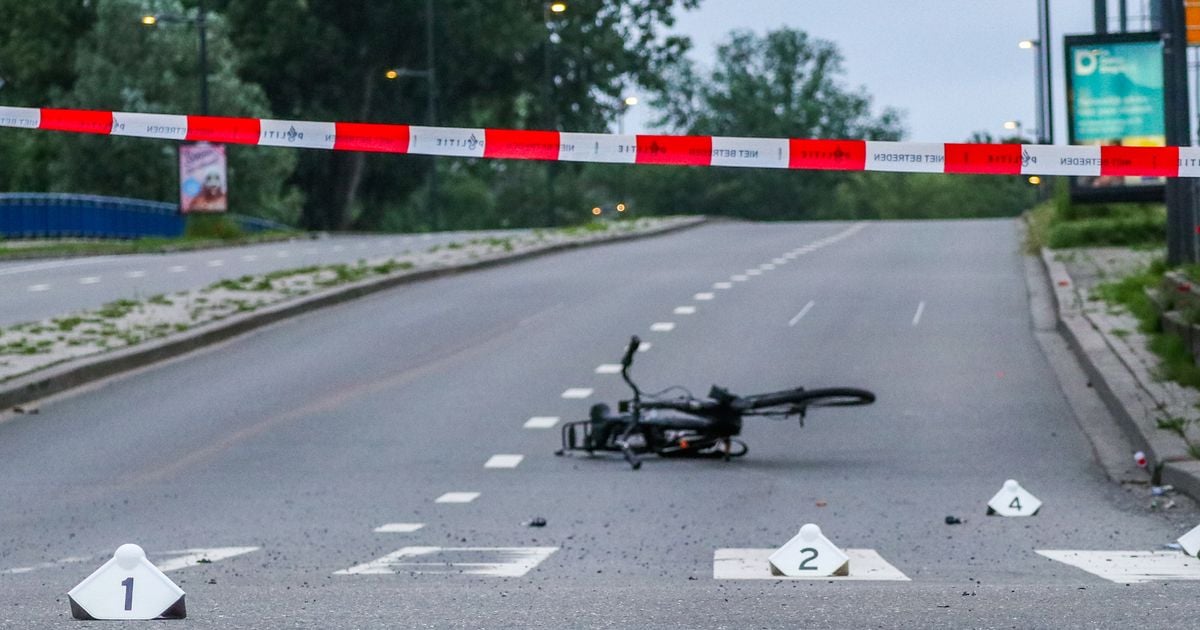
[0,1,1033,231]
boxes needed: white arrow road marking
[523,416,560,429]
[912,301,926,326]
[155,547,260,572]
[561,388,594,399]
[674,306,696,315]
[79,277,101,285]
[1036,550,1200,583]
[713,549,909,581]
[334,546,558,577]
[435,492,480,504]
[788,301,815,327]
[484,454,524,469]
[374,523,426,533]
[650,322,675,332]
[27,284,50,292]
[594,364,622,374]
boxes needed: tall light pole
[384,0,441,231]
[543,2,567,227]
[618,95,638,135]
[141,0,209,115]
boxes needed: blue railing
[0,193,290,239]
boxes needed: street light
[140,1,209,115]
[383,0,441,231]
[1017,38,1046,144]
[543,2,567,226]
[618,94,638,134]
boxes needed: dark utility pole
[1037,0,1053,144]
[425,0,440,231]
[1094,0,1108,33]
[1163,0,1195,264]
[198,0,209,115]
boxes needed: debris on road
[526,517,547,528]
[944,516,963,525]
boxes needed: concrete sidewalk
[1038,246,1200,501]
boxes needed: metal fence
[0,193,289,239]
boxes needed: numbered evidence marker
[68,544,185,620]
[1178,523,1200,558]
[986,479,1042,517]
[768,524,849,577]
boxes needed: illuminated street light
[385,69,399,80]
[1018,39,1037,49]
[591,207,602,216]
[550,2,568,13]
[139,4,209,115]
[141,15,158,25]
[1003,120,1020,130]
[1028,176,1042,185]
[616,203,626,212]
[624,96,639,107]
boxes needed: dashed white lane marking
[524,416,560,429]
[206,259,224,267]
[79,276,101,285]
[595,364,623,374]
[335,546,558,577]
[484,454,524,469]
[674,306,696,315]
[435,492,480,504]
[125,270,146,278]
[333,245,345,252]
[155,547,260,572]
[788,301,815,327]
[650,322,676,332]
[713,282,733,290]
[731,275,748,282]
[912,301,926,326]
[241,254,258,262]
[168,265,187,273]
[637,342,652,352]
[28,284,50,292]
[773,257,788,264]
[759,263,776,271]
[694,292,715,300]
[374,523,426,533]
[304,248,319,255]
[561,388,594,399]
[745,269,762,276]
[357,243,368,250]
[276,251,290,258]
[1036,550,1200,583]
[713,549,910,581]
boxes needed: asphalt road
[2,219,1199,628]
[0,231,525,327]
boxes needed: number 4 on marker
[1009,497,1021,511]
[121,577,133,611]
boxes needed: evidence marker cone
[768,523,850,578]
[68,544,186,620]
[1178,523,1200,558]
[986,479,1042,517]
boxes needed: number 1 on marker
[121,577,134,611]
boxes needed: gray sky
[624,1,1157,143]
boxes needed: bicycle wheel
[738,387,874,411]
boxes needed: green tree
[625,27,904,221]
[0,0,302,223]
[213,0,697,230]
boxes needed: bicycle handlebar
[621,336,640,369]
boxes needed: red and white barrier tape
[2,105,1197,177]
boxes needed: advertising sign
[178,142,228,213]
[1065,32,1165,201]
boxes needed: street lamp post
[142,0,209,115]
[384,0,441,231]
[618,95,638,135]
[543,2,567,227]
[1003,119,1027,142]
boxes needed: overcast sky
[625,1,1162,143]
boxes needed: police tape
[1,105,1196,178]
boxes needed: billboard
[1065,32,1165,201]
[178,143,228,213]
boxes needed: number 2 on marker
[798,547,819,570]
[1009,497,1022,511]
[121,577,134,611]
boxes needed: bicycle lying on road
[555,336,876,469]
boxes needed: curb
[1037,248,1200,496]
[0,217,707,411]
